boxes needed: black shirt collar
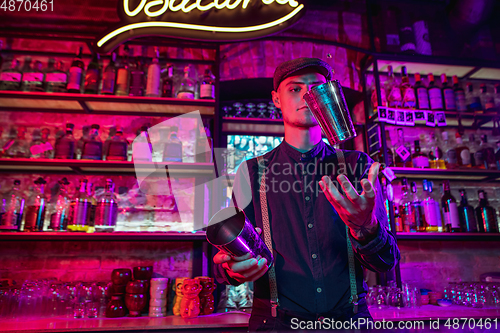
[280,138,326,162]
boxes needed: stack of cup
[149,278,169,317]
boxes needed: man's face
[272,70,326,128]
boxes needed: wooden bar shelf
[0,231,208,241]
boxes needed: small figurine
[180,278,202,319]
[172,277,187,316]
[196,276,216,315]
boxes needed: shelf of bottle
[0,158,216,176]
[0,231,208,241]
[0,91,215,117]
[389,167,500,182]
[396,232,500,241]
[222,117,285,135]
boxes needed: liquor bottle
[101,52,117,95]
[48,177,70,231]
[45,61,68,93]
[378,130,394,167]
[163,125,183,162]
[412,140,429,168]
[54,123,76,159]
[441,132,457,169]
[195,122,213,163]
[398,12,416,54]
[146,47,161,97]
[102,127,116,160]
[458,189,478,232]
[40,128,54,159]
[76,125,90,160]
[129,56,145,97]
[427,133,445,169]
[478,135,496,170]
[84,52,100,94]
[105,126,128,161]
[452,76,467,112]
[21,60,44,92]
[94,179,119,232]
[441,180,461,232]
[0,180,24,231]
[161,63,174,98]
[386,65,402,108]
[466,83,482,112]
[399,67,415,109]
[455,132,472,168]
[494,84,500,109]
[81,124,103,160]
[5,126,30,158]
[399,177,411,232]
[422,179,441,232]
[394,128,413,168]
[177,66,195,99]
[23,177,47,232]
[475,190,498,233]
[479,84,495,111]
[414,73,429,110]
[427,73,443,111]
[115,45,130,96]
[441,74,456,111]
[29,129,43,159]
[67,179,91,232]
[132,126,153,162]
[468,134,479,168]
[381,177,392,230]
[410,181,425,232]
[394,205,403,233]
[87,182,96,231]
[67,47,84,93]
[0,59,22,91]
[200,68,215,99]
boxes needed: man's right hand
[213,227,269,283]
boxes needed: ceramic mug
[133,266,153,280]
[149,298,167,307]
[111,269,132,285]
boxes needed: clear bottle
[400,66,415,109]
[386,65,402,108]
[428,133,445,169]
[475,190,498,233]
[5,126,30,158]
[129,56,145,97]
[200,68,215,99]
[161,63,174,98]
[177,66,195,99]
[48,178,70,232]
[399,177,411,232]
[105,126,128,161]
[478,135,496,170]
[458,189,478,233]
[412,140,429,168]
[394,128,413,168]
[414,73,429,110]
[163,125,183,162]
[81,124,103,160]
[378,130,394,167]
[466,83,482,112]
[115,45,130,96]
[423,179,441,232]
[87,182,96,232]
[0,59,22,91]
[195,122,213,163]
[101,52,117,95]
[84,52,100,94]
[21,60,45,92]
[29,129,43,159]
[441,131,457,169]
[468,134,479,168]
[427,73,443,111]
[410,181,426,232]
[452,76,466,112]
[54,123,76,159]
[455,133,471,168]
[371,78,387,110]
[0,180,25,231]
[67,46,84,94]
[76,125,90,160]
[146,47,161,97]
[479,84,495,111]
[45,61,68,93]
[67,179,91,232]
[132,126,153,162]
[23,177,47,232]
[94,179,119,232]
[441,180,461,232]
[441,74,456,111]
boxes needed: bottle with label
[441,131,457,169]
[422,179,441,232]
[441,180,461,232]
[67,179,91,232]
[81,124,103,160]
[400,66,415,109]
[23,177,47,232]
[441,74,456,111]
[67,47,84,94]
[410,181,426,232]
[177,66,195,99]
[479,84,495,111]
[45,61,68,93]
[412,140,429,168]
[452,76,466,112]
[84,52,100,94]
[466,83,482,112]
[75,125,89,160]
[458,189,478,233]
[29,129,43,159]
[200,68,215,99]
[163,125,183,162]
[101,52,117,95]
[129,56,145,97]
[21,60,44,92]
[427,73,443,110]
[394,128,413,168]
[86,182,96,232]
[54,123,76,159]
[48,177,70,232]
[427,133,445,169]
[161,64,174,98]
[414,73,429,110]
[102,127,116,160]
[475,190,498,233]
[386,65,402,108]
[455,133,471,168]
[94,179,119,232]
[132,126,153,162]
[5,126,30,158]
[40,128,54,159]
[195,123,213,163]
[105,126,128,161]
[479,134,496,170]
[0,59,22,91]
[399,177,411,232]
[146,47,161,97]
[115,45,130,96]
[0,180,24,231]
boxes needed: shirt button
[317,287,322,293]
[308,223,313,229]
[305,196,310,201]
[312,253,317,259]
[301,153,306,158]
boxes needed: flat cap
[273,57,333,91]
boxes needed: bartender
[214,58,400,331]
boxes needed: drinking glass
[375,286,387,309]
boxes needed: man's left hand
[319,162,380,243]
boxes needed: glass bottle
[455,133,471,168]
[370,77,387,110]
[84,52,100,94]
[386,65,402,108]
[468,134,479,168]
[5,126,30,158]
[54,123,76,159]
[67,46,84,94]
[394,128,413,168]
[480,84,495,112]
[21,60,44,92]
[40,128,53,159]
[479,135,496,170]
[452,76,466,112]
[441,74,456,111]
[0,180,25,231]
[441,180,461,232]
[48,178,70,232]
[87,182,96,232]
[394,205,403,233]
[45,61,68,93]
[414,73,429,110]
[129,56,145,97]
[67,179,91,232]
[494,84,500,109]
[105,126,128,161]
[496,140,500,171]
[163,125,183,162]
[378,130,394,167]
[427,73,443,111]
[115,45,130,96]
[195,122,213,163]
[466,83,481,112]
[76,125,90,160]
[458,189,478,233]
[23,177,47,232]
[423,179,441,232]
[177,66,195,99]
[146,47,161,97]
[475,190,498,233]
[102,126,116,160]
[81,124,103,160]
[132,126,153,162]
[200,68,215,99]
[161,63,174,98]
[399,178,411,232]
[410,181,425,232]
[0,59,22,91]
[428,133,445,169]
[101,52,117,95]
[412,140,429,168]
[94,179,119,232]
[29,129,43,159]
[441,132,457,169]
[400,66,415,109]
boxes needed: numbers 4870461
[444,318,497,330]
[1,0,53,11]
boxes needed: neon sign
[95,0,305,53]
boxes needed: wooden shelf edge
[0,231,208,241]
